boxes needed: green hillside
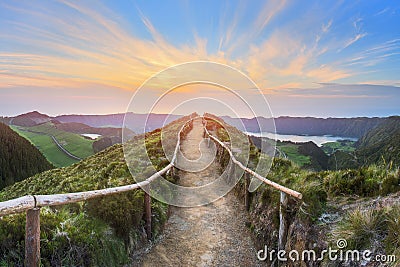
[27,122,95,158]
[250,135,329,171]
[0,115,192,266]
[10,127,78,167]
[321,139,356,155]
[326,116,400,170]
[11,122,95,167]
[210,115,400,266]
[0,122,53,190]
[1,114,399,266]
[277,142,311,166]
[356,116,400,166]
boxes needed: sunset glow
[0,1,399,117]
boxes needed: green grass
[10,126,78,167]
[10,123,94,167]
[332,208,386,250]
[277,143,311,166]
[0,114,192,266]
[321,140,356,155]
[29,123,94,158]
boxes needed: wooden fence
[0,116,302,266]
[202,116,302,252]
[0,117,194,266]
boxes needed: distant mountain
[1,111,182,134]
[55,112,182,133]
[356,116,400,166]
[0,122,53,189]
[5,111,387,138]
[11,111,51,127]
[52,120,135,138]
[222,116,384,138]
[55,113,126,128]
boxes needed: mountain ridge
[222,115,385,138]
[1,111,390,138]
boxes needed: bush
[0,208,127,267]
[385,206,400,256]
[380,172,400,195]
[324,169,379,197]
[333,208,386,250]
[85,191,144,245]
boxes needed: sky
[0,0,399,118]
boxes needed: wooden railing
[0,118,193,267]
[0,115,302,266]
[202,116,302,252]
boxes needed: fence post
[144,191,152,239]
[25,208,40,267]
[278,192,288,252]
[244,173,250,211]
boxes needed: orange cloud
[0,1,355,94]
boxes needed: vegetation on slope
[27,122,94,158]
[250,136,329,171]
[277,142,311,166]
[0,122,53,190]
[223,116,384,138]
[11,122,95,167]
[207,115,400,266]
[356,116,400,167]
[321,139,356,155]
[0,114,194,266]
[10,126,78,167]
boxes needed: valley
[0,112,399,266]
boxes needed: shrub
[324,169,379,197]
[333,208,386,250]
[85,191,144,245]
[0,208,127,267]
[385,206,400,255]
[380,172,400,195]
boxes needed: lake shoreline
[245,132,358,147]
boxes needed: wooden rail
[202,116,302,254]
[0,117,195,266]
[202,118,302,199]
[1,115,301,265]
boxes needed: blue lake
[245,132,358,147]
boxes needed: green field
[321,140,356,155]
[277,143,311,167]
[28,123,94,158]
[11,123,94,167]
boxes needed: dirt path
[133,118,264,267]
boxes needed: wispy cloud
[341,38,400,68]
[0,1,231,90]
[226,0,288,55]
[374,7,390,16]
[0,0,398,99]
[322,19,333,33]
[341,33,368,50]
[337,16,368,52]
[253,0,287,36]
